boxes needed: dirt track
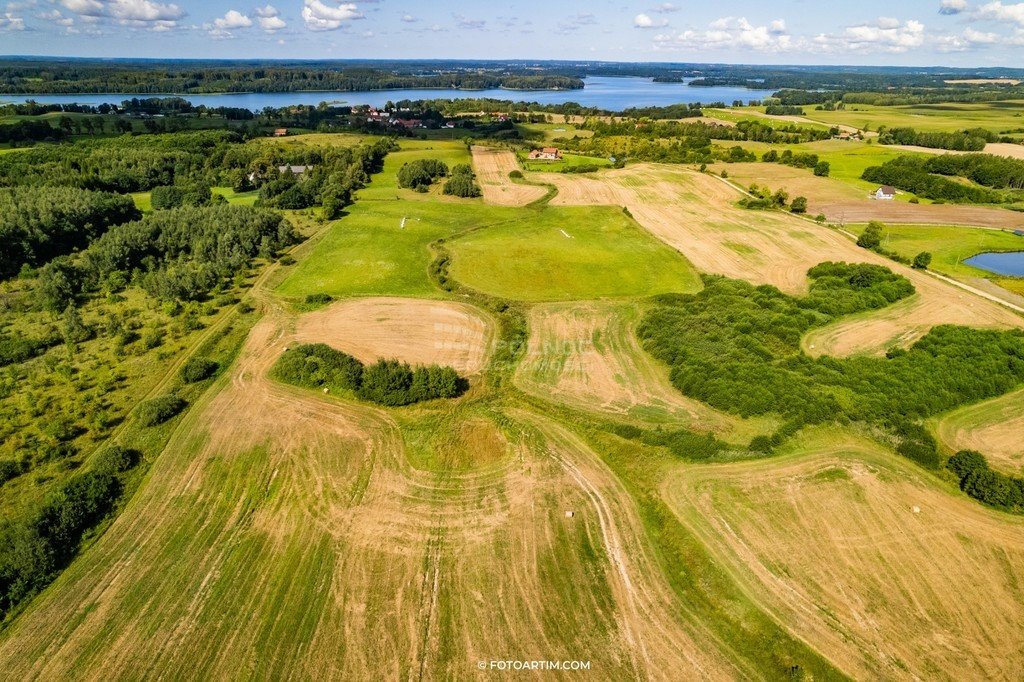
[471,146,548,206]
[534,164,1023,356]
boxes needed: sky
[2,0,1024,67]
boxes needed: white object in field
[400,216,407,229]
[565,511,574,518]
[559,229,573,239]
[323,388,330,394]
[912,506,921,514]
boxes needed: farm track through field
[533,164,1023,356]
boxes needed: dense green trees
[179,357,219,383]
[638,265,1024,460]
[442,164,482,198]
[878,127,992,151]
[273,344,468,406]
[81,205,297,302]
[0,469,123,617]
[397,158,449,191]
[947,450,1024,511]
[136,395,187,427]
[0,187,140,280]
[861,155,1021,203]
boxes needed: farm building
[278,165,314,176]
[272,128,288,137]
[529,147,562,161]
[872,185,896,200]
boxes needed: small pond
[964,251,1024,277]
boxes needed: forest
[861,156,1007,203]
[0,61,583,94]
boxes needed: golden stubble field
[663,429,1024,680]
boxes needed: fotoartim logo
[477,659,592,671]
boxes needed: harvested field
[515,302,771,442]
[294,297,494,374]
[535,164,1023,355]
[0,295,736,680]
[471,146,547,206]
[932,387,1024,474]
[664,428,1024,681]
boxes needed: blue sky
[2,0,1024,66]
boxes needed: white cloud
[39,8,75,26]
[939,0,968,14]
[655,16,794,51]
[651,3,679,13]
[558,12,596,33]
[214,9,250,29]
[0,11,25,29]
[975,1,1024,25]
[59,0,104,17]
[109,0,184,23]
[838,17,926,52]
[301,0,362,31]
[254,5,284,31]
[634,13,667,29]
[401,13,415,22]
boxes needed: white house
[873,185,896,200]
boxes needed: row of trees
[272,343,468,406]
[947,450,1024,511]
[877,127,993,151]
[762,149,830,176]
[397,158,450,192]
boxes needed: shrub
[509,170,523,179]
[92,445,140,474]
[813,161,831,177]
[304,292,333,306]
[912,252,932,270]
[857,221,883,249]
[150,185,185,210]
[136,394,187,427]
[947,449,988,480]
[790,196,808,213]
[0,459,24,486]
[397,159,448,190]
[179,357,219,383]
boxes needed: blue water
[0,76,777,112]
[964,251,1024,276]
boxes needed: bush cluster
[442,164,482,197]
[947,450,1024,511]
[136,394,187,427]
[861,156,1008,203]
[273,343,468,406]
[397,159,449,191]
[179,357,219,383]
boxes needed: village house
[272,128,288,137]
[872,185,896,200]
[278,165,314,177]
[528,147,562,161]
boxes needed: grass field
[802,100,1024,133]
[852,222,1024,281]
[447,205,702,300]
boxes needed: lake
[0,76,777,112]
[965,251,1024,276]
